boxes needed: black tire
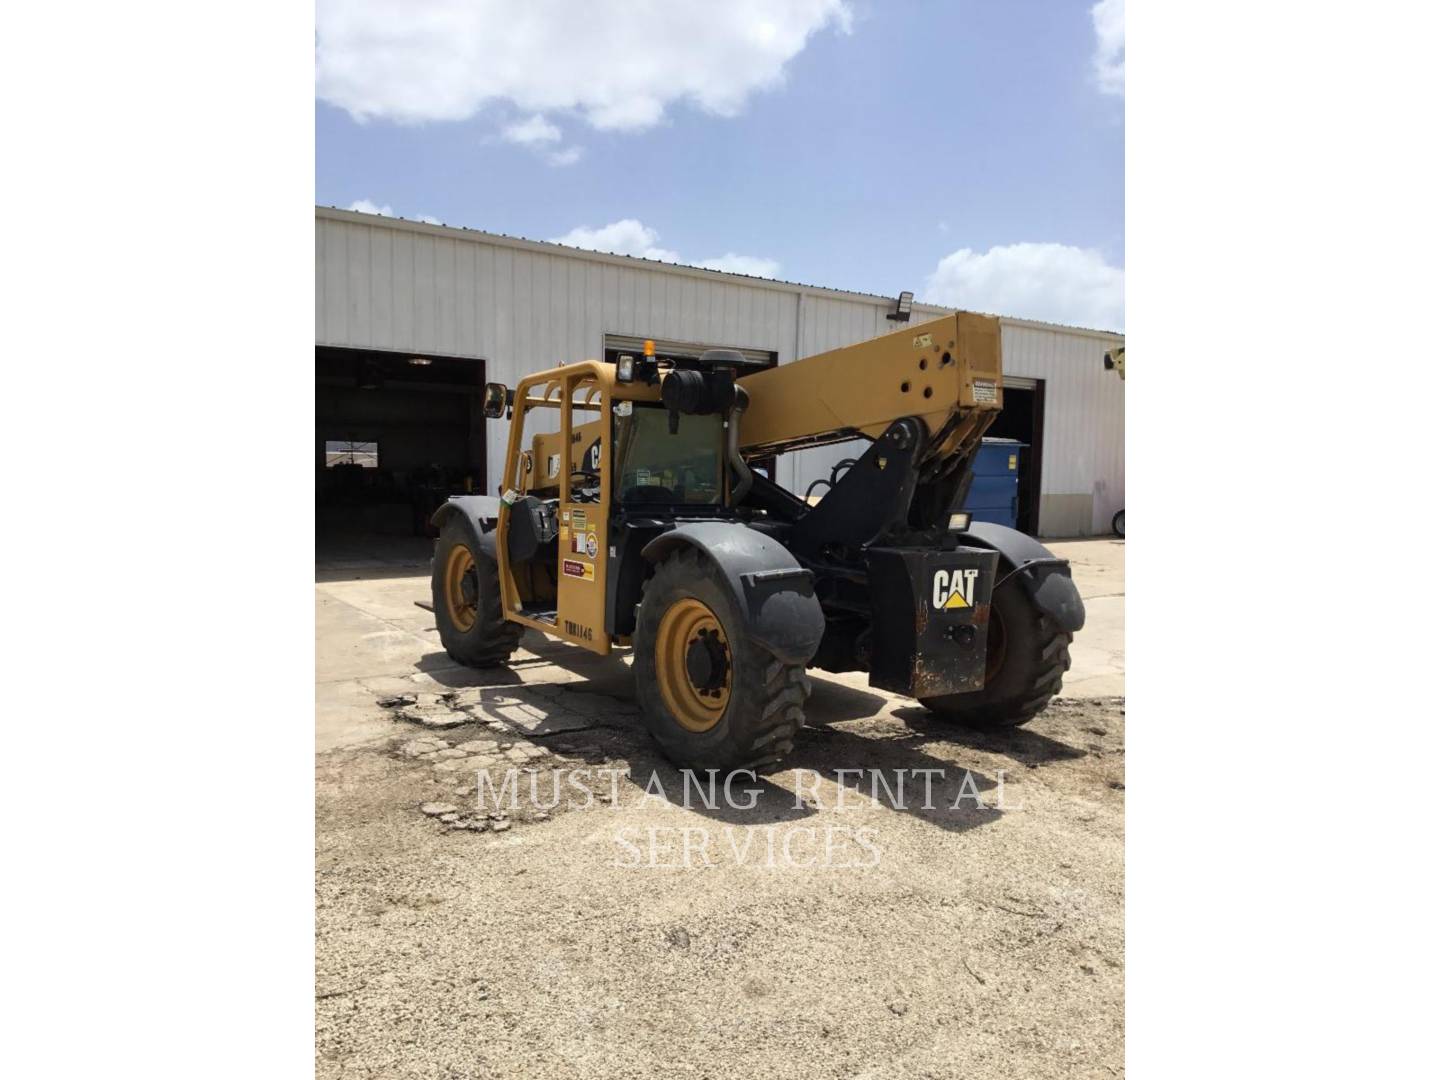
[633,548,811,772]
[430,519,522,667]
[1112,509,1125,538]
[920,575,1072,729]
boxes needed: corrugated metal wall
[316,209,1123,536]
[998,322,1125,536]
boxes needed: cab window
[613,405,723,506]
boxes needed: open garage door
[978,376,1046,536]
[316,347,487,566]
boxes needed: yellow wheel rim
[443,544,478,632]
[655,598,732,733]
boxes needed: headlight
[617,355,635,383]
[948,511,972,531]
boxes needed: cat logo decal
[932,568,979,610]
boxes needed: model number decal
[932,568,978,610]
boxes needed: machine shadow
[603,725,1006,836]
[412,652,523,688]
[803,676,892,724]
[891,705,1087,765]
[404,649,1023,837]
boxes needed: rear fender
[641,523,825,666]
[956,522,1086,633]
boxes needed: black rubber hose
[803,478,831,502]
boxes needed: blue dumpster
[962,438,1026,529]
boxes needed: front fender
[957,521,1086,633]
[430,495,502,556]
[641,522,825,666]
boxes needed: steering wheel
[569,471,601,503]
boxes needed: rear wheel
[920,574,1071,729]
[1112,509,1125,537]
[431,518,522,667]
[634,548,810,772]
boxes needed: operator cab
[488,353,739,637]
[614,403,725,509]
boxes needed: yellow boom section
[737,311,1004,462]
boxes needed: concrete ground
[316,537,1125,1078]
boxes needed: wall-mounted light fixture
[886,290,914,322]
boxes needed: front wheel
[633,548,810,772]
[430,519,522,667]
[920,574,1072,729]
[1112,509,1125,538]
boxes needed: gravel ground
[316,678,1124,1078]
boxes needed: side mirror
[482,382,509,419]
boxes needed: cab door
[554,371,611,654]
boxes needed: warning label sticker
[562,559,594,582]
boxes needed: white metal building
[316,206,1123,539]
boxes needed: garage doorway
[316,347,487,567]
[984,377,1046,536]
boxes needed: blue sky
[316,1,1124,330]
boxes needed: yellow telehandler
[430,312,1085,771]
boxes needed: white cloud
[500,116,582,166]
[346,200,442,225]
[1091,0,1124,95]
[922,242,1124,331]
[696,253,782,278]
[550,220,680,262]
[347,198,393,216]
[316,0,852,130]
[546,146,584,167]
[549,219,780,278]
[502,115,561,146]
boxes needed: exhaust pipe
[728,384,753,503]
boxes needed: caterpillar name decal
[932,567,978,610]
